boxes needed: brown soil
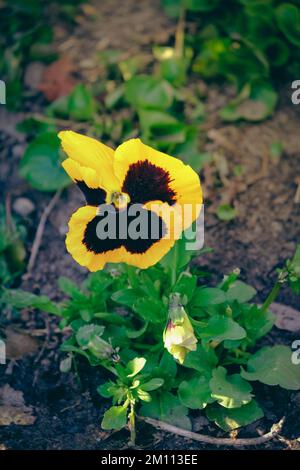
[0,0,299,450]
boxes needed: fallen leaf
[37,56,78,101]
[4,326,40,360]
[270,302,300,332]
[0,385,36,425]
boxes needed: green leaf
[178,375,213,409]
[20,132,70,191]
[173,272,197,303]
[58,276,79,297]
[68,84,96,121]
[226,281,257,303]
[137,389,152,402]
[241,304,275,343]
[126,357,146,377]
[160,230,198,275]
[220,82,278,121]
[241,345,300,390]
[159,56,189,87]
[101,405,128,430]
[76,324,105,348]
[206,400,264,431]
[16,117,56,135]
[97,381,126,402]
[125,75,174,110]
[97,382,114,398]
[200,316,246,343]
[220,82,278,122]
[0,289,61,315]
[192,287,227,307]
[288,244,300,294]
[160,0,181,17]
[140,378,164,391]
[133,297,167,324]
[138,109,186,145]
[172,128,207,172]
[216,204,237,221]
[183,343,218,375]
[276,3,300,47]
[158,351,178,379]
[105,84,125,109]
[0,204,10,252]
[185,0,220,11]
[111,288,142,307]
[140,391,191,430]
[126,321,148,339]
[209,367,253,408]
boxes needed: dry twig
[25,189,62,276]
[140,416,285,447]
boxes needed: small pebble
[13,197,35,217]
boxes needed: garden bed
[0,0,299,450]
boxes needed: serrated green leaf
[111,288,142,307]
[58,276,79,297]
[133,297,167,324]
[0,288,61,315]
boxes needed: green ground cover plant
[2,238,300,441]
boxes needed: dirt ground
[0,0,299,450]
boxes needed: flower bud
[163,294,197,364]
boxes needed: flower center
[109,191,131,209]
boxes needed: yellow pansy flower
[59,131,202,271]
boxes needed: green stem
[175,3,186,59]
[260,269,288,315]
[171,245,178,287]
[128,400,136,445]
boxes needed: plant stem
[129,400,136,445]
[175,3,186,59]
[260,269,288,315]
[171,245,178,287]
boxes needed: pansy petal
[114,139,202,229]
[59,130,120,191]
[122,202,180,269]
[62,159,106,206]
[66,206,127,272]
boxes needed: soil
[0,0,299,450]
